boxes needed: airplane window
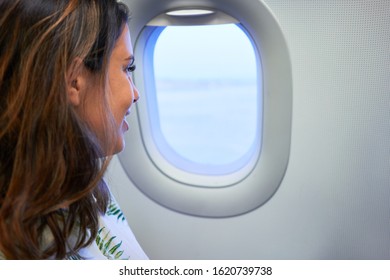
[120,3,291,215]
[149,24,260,174]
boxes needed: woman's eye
[125,64,136,74]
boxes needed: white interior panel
[107,0,390,259]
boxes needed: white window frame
[118,1,292,217]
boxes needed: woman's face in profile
[107,24,139,153]
[83,25,139,154]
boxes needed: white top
[0,188,148,260]
[67,194,148,260]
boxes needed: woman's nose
[132,82,140,104]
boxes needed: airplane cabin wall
[106,0,390,259]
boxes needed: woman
[0,0,147,259]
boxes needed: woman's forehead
[112,25,134,60]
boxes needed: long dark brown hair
[0,0,130,259]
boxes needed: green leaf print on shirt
[106,202,126,222]
[95,227,128,260]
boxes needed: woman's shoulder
[69,188,148,260]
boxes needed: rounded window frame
[119,1,292,217]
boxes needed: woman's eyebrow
[124,55,135,64]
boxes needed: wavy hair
[0,0,130,259]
